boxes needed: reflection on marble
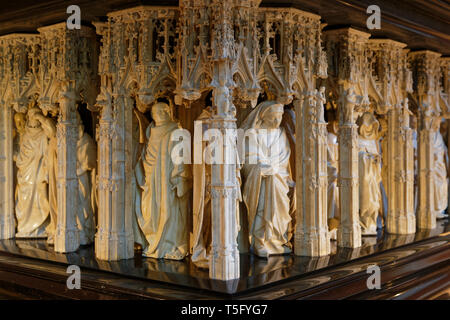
[0,219,448,294]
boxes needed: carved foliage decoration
[255,8,325,104]
[96,6,179,111]
[368,40,412,114]
[409,51,445,121]
[175,2,326,108]
[0,35,40,113]
[37,24,98,117]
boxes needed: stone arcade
[0,0,449,285]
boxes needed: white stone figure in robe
[327,117,340,240]
[433,129,449,219]
[191,107,213,268]
[132,109,150,249]
[357,112,382,236]
[13,113,26,227]
[240,101,294,258]
[378,117,388,229]
[39,107,58,244]
[411,115,419,213]
[75,113,97,245]
[135,102,192,260]
[14,107,54,238]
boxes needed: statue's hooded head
[151,102,173,126]
[241,101,284,130]
[357,112,379,140]
[76,111,84,139]
[14,112,26,134]
[27,107,43,128]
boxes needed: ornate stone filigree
[0,34,40,240]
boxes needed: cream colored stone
[241,101,294,258]
[357,112,382,236]
[15,107,53,238]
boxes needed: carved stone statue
[39,107,58,245]
[191,106,213,268]
[75,112,97,245]
[240,101,294,258]
[132,108,150,249]
[14,107,54,238]
[326,116,340,240]
[378,117,388,229]
[357,112,382,236]
[411,115,419,212]
[135,102,192,260]
[433,129,449,219]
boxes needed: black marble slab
[0,219,448,295]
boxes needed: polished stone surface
[0,219,448,295]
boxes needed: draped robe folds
[242,128,293,258]
[136,121,191,260]
[76,131,97,245]
[15,125,50,238]
[39,117,57,244]
[327,132,339,221]
[432,131,448,216]
[412,130,418,212]
[191,109,212,268]
[379,137,388,228]
[358,137,382,235]
[132,110,150,247]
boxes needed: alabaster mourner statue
[240,100,294,258]
[40,106,58,245]
[433,127,449,219]
[357,112,382,236]
[134,102,192,260]
[191,107,213,268]
[14,107,55,238]
[75,112,97,245]
[326,115,340,240]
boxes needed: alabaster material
[134,103,192,260]
[14,108,53,238]
[433,131,449,219]
[358,113,382,236]
[191,107,213,269]
[241,101,294,258]
[0,3,449,283]
[75,118,97,245]
[327,130,340,230]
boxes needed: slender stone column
[410,51,442,230]
[0,103,15,239]
[295,93,330,257]
[208,0,240,281]
[417,108,437,229]
[386,103,415,234]
[324,28,370,248]
[54,90,80,253]
[337,88,362,248]
[95,92,134,260]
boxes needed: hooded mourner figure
[357,112,382,236]
[134,102,192,260]
[15,107,54,238]
[240,100,294,258]
[75,112,97,245]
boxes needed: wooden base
[0,220,448,299]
